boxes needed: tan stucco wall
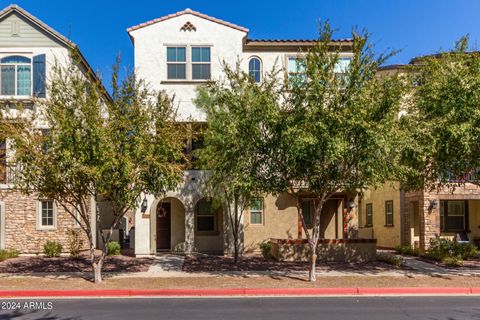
[243,194,343,253]
[194,206,224,253]
[170,198,185,249]
[469,200,480,240]
[359,183,402,248]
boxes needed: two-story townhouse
[127,9,360,257]
[358,62,480,250]
[0,5,112,253]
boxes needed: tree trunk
[233,236,239,264]
[308,238,318,282]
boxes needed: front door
[156,202,171,250]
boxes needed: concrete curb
[0,287,479,297]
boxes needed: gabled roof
[127,8,249,34]
[0,4,111,101]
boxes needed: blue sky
[2,0,479,88]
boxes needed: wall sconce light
[428,199,438,211]
[140,197,148,213]
[348,199,356,210]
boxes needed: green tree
[10,53,186,283]
[195,62,281,263]
[262,24,405,281]
[402,36,480,190]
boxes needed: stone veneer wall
[0,190,90,253]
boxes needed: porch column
[184,202,195,253]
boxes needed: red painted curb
[357,287,472,295]
[0,287,478,297]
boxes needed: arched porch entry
[151,197,185,252]
[194,198,224,253]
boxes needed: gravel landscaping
[0,251,152,273]
[183,254,405,273]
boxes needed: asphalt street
[0,296,479,320]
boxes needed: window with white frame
[248,57,262,83]
[38,200,55,229]
[334,57,352,74]
[0,55,32,96]
[287,57,306,82]
[191,47,211,80]
[385,200,393,226]
[167,47,186,80]
[365,203,373,227]
[250,198,263,224]
[166,46,211,80]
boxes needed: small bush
[442,256,463,267]
[107,241,121,256]
[376,253,403,267]
[0,249,20,261]
[43,241,63,258]
[426,238,478,261]
[259,242,272,259]
[67,228,84,259]
[395,245,419,256]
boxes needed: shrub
[395,245,419,256]
[107,241,121,256]
[442,256,463,267]
[376,253,403,267]
[0,249,20,261]
[426,238,478,261]
[259,242,272,259]
[43,241,63,258]
[67,228,84,259]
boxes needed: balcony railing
[443,170,480,183]
[0,162,17,185]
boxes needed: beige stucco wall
[194,205,223,253]
[359,183,402,248]
[469,200,480,240]
[243,194,344,253]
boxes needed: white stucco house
[127,9,359,257]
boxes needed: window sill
[36,226,56,231]
[161,80,211,84]
[384,225,394,228]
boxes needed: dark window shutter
[33,54,46,97]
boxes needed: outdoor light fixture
[348,199,356,210]
[140,197,148,213]
[428,199,438,211]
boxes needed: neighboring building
[0,5,105,253]
[127,8,359,256]
[358,62,480,250]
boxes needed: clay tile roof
[245,38,354,45]
[127,8,249,34]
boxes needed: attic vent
[11,21,19,36]
[180,21,197,32]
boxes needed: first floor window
[301,200,312,226]
[440,200,466,232]
[0,140,5,183]
[40,200,54,228]
[366,203,373,227]
[196,199,216,232]
[250,198,263,224]
[385,200,393,226]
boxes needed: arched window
[0,55,32,96]
[248,57,262,83]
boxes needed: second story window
[248,57,262,83]
[191,47,211,80]
[167,47,186,80]
[287,57,306,83]
[0,55,32,96]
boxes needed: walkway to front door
[157,202,171,250]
